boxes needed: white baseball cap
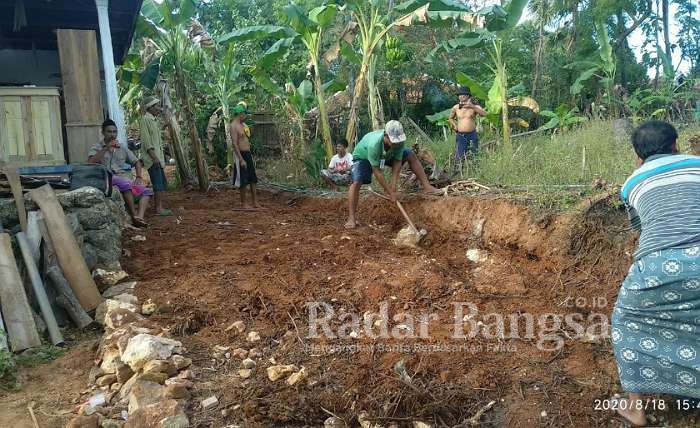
[384,120,407,144]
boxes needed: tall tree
[530,0,554,98]
[219,3,340,159]
[674,0,699,74]
[338,0,475,147]
[139,0,210,191]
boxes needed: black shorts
[235,151,258,188]
[148,165,168,192]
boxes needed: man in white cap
[345,120,440,229]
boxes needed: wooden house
[0,0,142,167]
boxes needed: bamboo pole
[16,233,64,345]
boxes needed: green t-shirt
[352,130,404,167]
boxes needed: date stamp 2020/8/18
[594,398,700,412]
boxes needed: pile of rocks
[0,186,127,270]
[67,284,193,428]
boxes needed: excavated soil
[2,188,698,427]
[121,188,695,427]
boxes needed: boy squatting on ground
[88,119,152,228]
[229,103,261,209]
[448,87,486,165]
[139,96,172,216]
[345,120,441,229]
[321,139,353,190]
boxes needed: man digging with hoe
[345,120,441,229]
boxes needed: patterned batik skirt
[612,246,700,398]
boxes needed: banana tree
[336,0,478,147]
[139,0,209,191]
[219,4,339,159]
[206,44,243,168]
[538,105,587,134]
[423,0,529,152]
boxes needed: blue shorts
[148,165,168,192]
[456,131,479,160]
[351,149,413,184]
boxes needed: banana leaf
[455,72,489,101]
[218,26,296,44]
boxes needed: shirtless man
[229,103,260,208]
[448,87,487,163]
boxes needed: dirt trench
[122,188,636,427]
[2,188,698,427]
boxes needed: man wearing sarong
[612,120,700,425]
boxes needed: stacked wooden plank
[0,170,100,352]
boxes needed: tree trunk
[661,0,672,76]
[312,57,334,160]
[174,65,209,192]
[653,0,661,86]
[367,55,383,130]
[569,1,579,53]
[163,110,195,188]
[531,17,546,98]
[345,58,370,149]
[616,11,627,86]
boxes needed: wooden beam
[29,185,102,311]
[5,168,28,232]
[38,216,93,329]
[57,29,104,163]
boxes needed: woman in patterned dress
[612,120,700,425]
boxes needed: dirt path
[2,188,698,427]
[0,333,99,427]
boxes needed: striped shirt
[621,154,700,260]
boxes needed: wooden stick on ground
[29,185,102,311]
[0,234,42,351]
[38,217,93,328]
[27,402,40,428]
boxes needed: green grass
[0,345,66,391]
[414,121,637,186]
[257,120,700,189]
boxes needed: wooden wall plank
[57,29,104,164]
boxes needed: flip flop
[132,217,149,228]
[157,209,174,216]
